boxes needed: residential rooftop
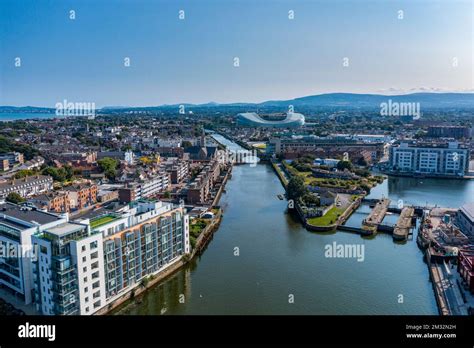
[0,202,62,229]
[0,175,52,190]
[46,222,86,237]
[89,214,120,229]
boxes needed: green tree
[97,157,119,179]
[287,176,308,201]
[6,192,25,204]
[302,193,319,206]
[356,157,368,167]
[359,183,371,194]
[181,140,193,148]
[41,167,71,182]
[13,169,36,179]
[337,160,353,172]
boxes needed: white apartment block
[32,222,106,315]
[4,199,189,315]
[389,142,470,176]
[0,203,67,305]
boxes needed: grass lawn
[90,215,117,229]
[307,207,345,226]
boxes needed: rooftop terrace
[90,214,120,229]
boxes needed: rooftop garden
[90,215,118,229]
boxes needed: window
[91,251,98,259]
[86,307,89,313]
[92,271,99,279]
[82,256,86,262]
[92,281,100,289]
[83,267,87,272]
[90,241,98,249]
[83,277,87,282]
[40,246,47,254]
[85,297,89,303]
[85,287,88,293]
[81,245,86,252]
[93,300,101,308]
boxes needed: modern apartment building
[118,172,170,203]
[0,175,53,199]
[0,203,67,305]
[389,141,470,176]
[30,199,189,315]
[186,160,221,204]
[427,125,471,139]
[0,152,25,167]
[267,136,386,162]
[166,160,189,184]
[31,221,106,315]
[79,200,190,305]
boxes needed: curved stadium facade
[237,112,305,128]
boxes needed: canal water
[113,134,474,314]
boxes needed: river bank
[116,163,437,315]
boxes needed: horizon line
[2,90,474,110]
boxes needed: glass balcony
[52,272,76,286]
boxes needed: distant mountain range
[258,92,474,109]
[2,92,474,113]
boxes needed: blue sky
[0,0,472,107]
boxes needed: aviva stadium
[237,112,305,128]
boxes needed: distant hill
[0,106,55,113]
[2,92,474,113]
[258,92,474,109]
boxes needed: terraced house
[0,175,53,199]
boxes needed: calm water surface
[116,161,464,315]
